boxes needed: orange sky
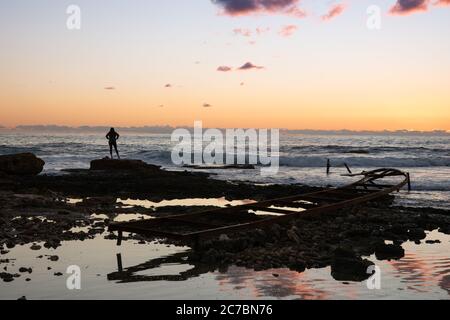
[1,1,449,131]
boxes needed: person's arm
[106,133,110,139]
[116,133,120,140]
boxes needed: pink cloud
[321,3,346,21]
[390,0,430,15]
[233,28,252,37]
[212,0,307,18]
[279,25,298,37]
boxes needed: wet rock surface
[90,158,161,172]
[0,161,449,283]
[0,153,45,176]
[185,205,449,281]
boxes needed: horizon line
[1,125,449,135]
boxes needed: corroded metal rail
[109,168,410,245]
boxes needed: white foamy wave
[279,156,450,168]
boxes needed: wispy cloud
[436,0,450,6]
[104,86,115,90]
[217,66,233,72]
[233,28,252,37]
[211,0,306,18]
[238,62,264,70]
[279,25,298,37]
[164,84,172,88]
[321,3,346,21]
[390,0,430,15]
[203,103,213,108]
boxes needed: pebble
[30,244,41,251]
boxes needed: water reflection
[386,231,450,295]
[104,231,450,299]
[107,251,211,282]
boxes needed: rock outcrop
[0,153,45,175]
[90,158,161,172]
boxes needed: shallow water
[1,230,448,300]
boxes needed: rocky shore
[1,156,449,283]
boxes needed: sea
[0,132,449,209]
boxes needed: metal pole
[117,231,123,246]
[116,253,123,272]
[344,163,352,174]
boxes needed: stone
[331,256,374,282]
[19,267,32,273]
[408,228,426,240]
[287,228,301,245]
[375,243,405,260]
[0,153,45,175]
[30,244,41,251]
[90,158,161,172]
[0,272,14,282]
[330,247,374,281]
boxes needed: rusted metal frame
[109,169,408,242]
[109,223,188,240]
[164,217,224,228]
[248,206,301,215]
[296,194,349,203]
[182,176,408,240]
[273,200,319,209]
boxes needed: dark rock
[30,244,41,251]
[425,240,441,244]
[344,227,371,238]
[331,248,374,281]
[408,228,426,240]
[438,226,450,235]
[48,255,59,261]
[375,243,405,260]
[0,153,45,175]
[0,272,14,282]
[90,158,161,172]
[19,267,32,273]
[18,296,27,300]
[54,272,63,276]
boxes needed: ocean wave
[281,145,449,155]
[278,156,450,168]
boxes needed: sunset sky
[0,0,449,131]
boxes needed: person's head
[110,127,115,133]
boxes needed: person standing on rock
[106,128,120,159]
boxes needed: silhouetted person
[106,128,120,159]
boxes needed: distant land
[0,125,448,136]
